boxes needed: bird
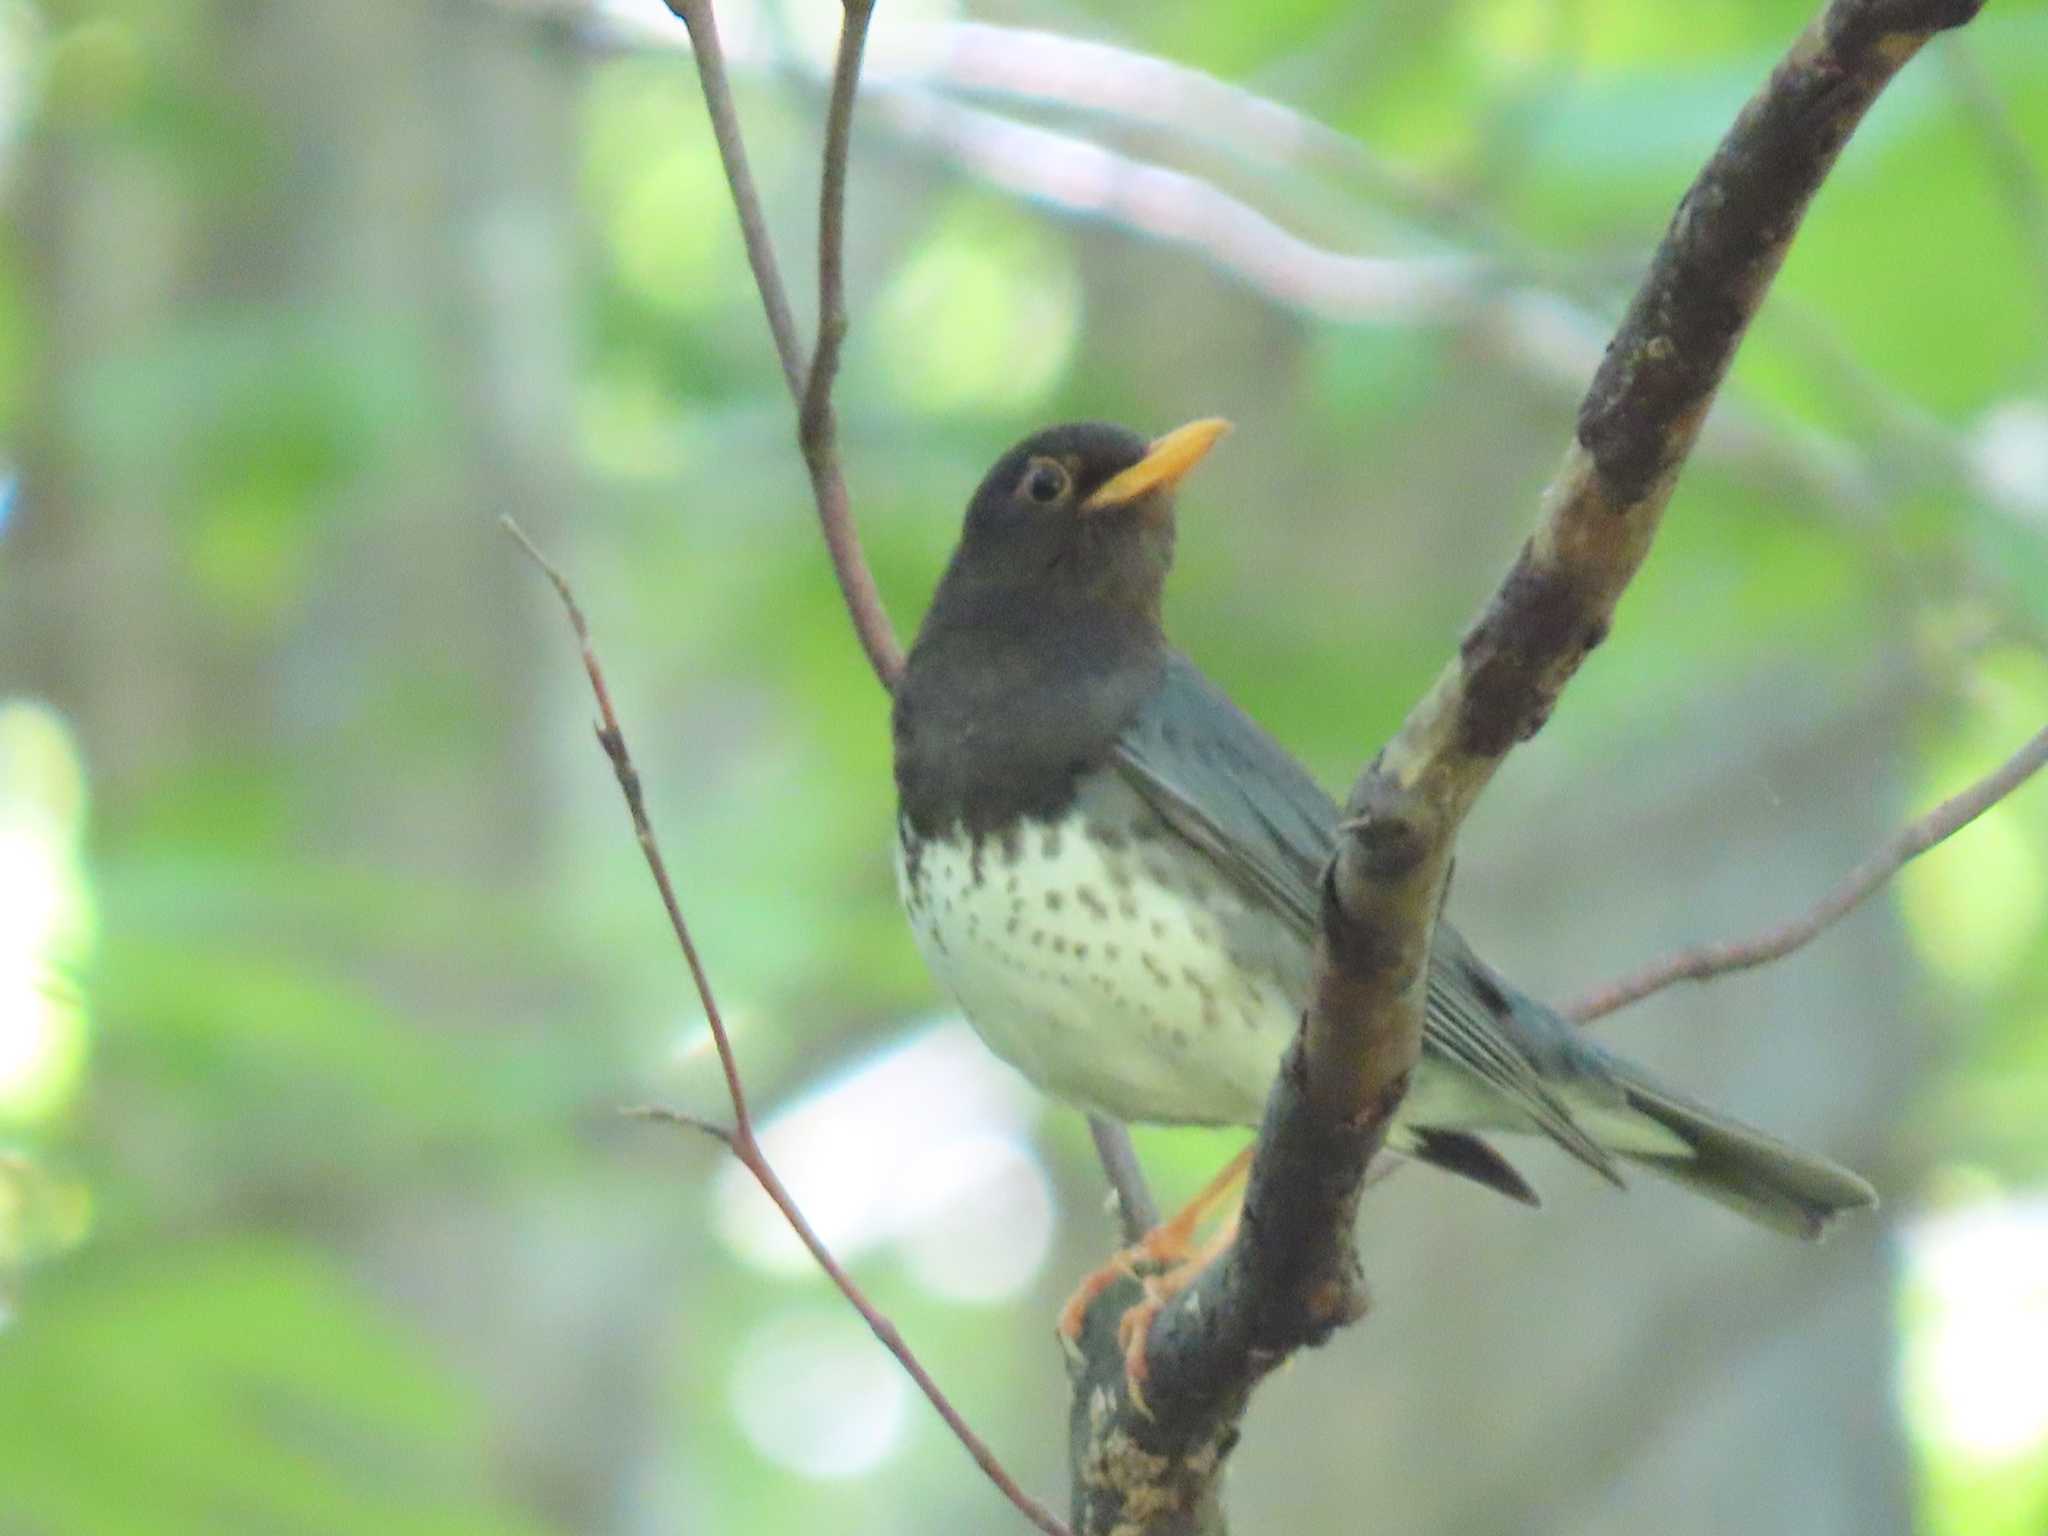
[890,418,1876,1370]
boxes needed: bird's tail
[1594,1061,1878,1240]
[1430,932,1877,1238]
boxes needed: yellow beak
[1081,418,1233,513]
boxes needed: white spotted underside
[895,802,1293,1127]
[895,778,1692,1159]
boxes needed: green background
[3,0,2047,1531]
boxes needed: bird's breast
[893,775,1302,1127]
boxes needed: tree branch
[922,21,1522,259]
[1566,719,2048,1023]
[1066,2,1986,1530]
[503,517,1073,1536]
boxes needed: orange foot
[1056,1144,1254,1410]
[1117,1212,1239,1418]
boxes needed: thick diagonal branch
[1065,2,1986,1531]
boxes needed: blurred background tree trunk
[8,3,677,1531]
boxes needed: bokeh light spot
[585,65,730,318]
[0,1150,93,1271]
[1970,400,2048,522]
[873,199,1079,415]
[0,700,92,1124]
[609,146,729,316]
[729,1309,911,1480]
[898,1133,1055,1304]
[1907,1200,2048,1463]
[1897,800,2044,990]
[713,1020,1050,1293]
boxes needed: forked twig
[794,0,903,686]
[504,515,1072,1536]
[1567,721,2048,1023]
[666,0,902,685]
[669,0,1153,1228]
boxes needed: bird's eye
[1023,460,1070,505]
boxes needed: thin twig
[796,0,904,685]
[819,0,1163,1282]
[672,0,902,684]
[927,22,1595,304]
[501,516,755,1136]
[632,1113,1071,1536]
[665,0,805,398]
[1567,720,2048,1023]
[623,1104,733,1144]
[800,0,874,460]
[507,517,1072,1536]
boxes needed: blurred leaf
[0,1240,557,1536]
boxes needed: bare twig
[668,0,904,684]
[799,0,873,458]
[924,23,1506,250]
[1567,720,2048,1023]
[505,516,1072,1536]
[501,516,756,1136]
[664,0,804,399]
[1069,2,1987,1530]
[921,22,1607,316]
[876,89,1481,324]
[668,0,1148,1225]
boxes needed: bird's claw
[1116,1282,1169,1419]
[1056,1254,1138,1353]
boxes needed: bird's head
[943,418,1231,622]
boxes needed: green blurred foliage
[1,0,2046,1532]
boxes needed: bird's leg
[1056,1143,1252,1345]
